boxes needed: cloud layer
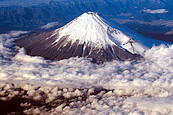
[0,31,173,114]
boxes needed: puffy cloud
[126,96,173,114]
[14,48,47,63]
[143,9,168,14]
[0,31,173,114]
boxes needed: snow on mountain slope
[53,12,147,54]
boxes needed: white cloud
[41,22,59,29]
[126,96,173,114]
[0,31,173,114]
[14,48,47,63]
[143,9,168,14]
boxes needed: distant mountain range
[0,0,173,42]
[0,0,173,8]
[0,0,67,7]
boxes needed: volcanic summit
[15,12,147,64]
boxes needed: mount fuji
[15,12,165,64]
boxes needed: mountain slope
[15,12,147,64]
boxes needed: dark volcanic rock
[15,31,141,64]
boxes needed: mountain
[0,0,120,33]
[15,12,148,64]
[0,0,173,43]
[0,0,172,29]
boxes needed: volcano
[15,12,147,64]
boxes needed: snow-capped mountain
[53,12,147,54]
[16,12,148,63]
